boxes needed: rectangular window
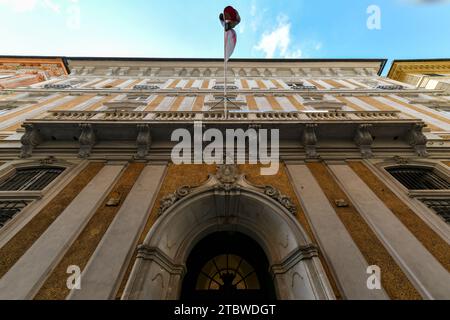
[0,200,30,228]
[387,167,450,190]
[0,167,65,191]
[421,199,450,224]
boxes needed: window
[288,83,317,90]
[213,95,237,101]
[133,85,160,90]
[212,85,238,90]
[0,200,30,228]
[387,166,450,190]
[421,199,450,224]
[376,85,404,90]
[125,94,149,102]
[44,84,73,89]
[388,166,450,225]
[196,254,260,291]
[301,95,323,102]
[0,167,65,191]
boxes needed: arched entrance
[122,166,336,300]
[181,232,276,301]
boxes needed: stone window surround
[370,159,450,240]
[0,160,79,241]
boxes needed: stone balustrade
[39,110,407,123]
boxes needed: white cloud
[254,14,324,59]
[44,0,61,13]
[254,15,291,58]
[0,0,60,12]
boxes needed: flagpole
[224,27,228,120]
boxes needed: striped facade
[0,57,449,300]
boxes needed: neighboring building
[0,57,67,89]
[0,56,449,300]
[388,59,450,94]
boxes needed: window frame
[0,199,32,229]
[385,165,450,192]
[0,161,72,233]
[382,162,450,226]
[0,166,66,192]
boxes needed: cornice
[0,57,69,76]
[3,88,444,96]
[388,60,450,80]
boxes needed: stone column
[286,163,389,300]
[68,164,167,300]
[329,164,450,299]
[0,163,125,300]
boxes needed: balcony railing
[33,110,408,123]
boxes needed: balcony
[33,110,409,123]
[18,110,429,159]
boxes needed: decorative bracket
[264,186,297,215]
[158,186,192,217]
[136,124,152,159]
[407,124,428,157]
[354,124,374,158]
[302,124,318,159]
[20,124,42,158]
[78,124,96,158]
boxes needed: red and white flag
[224,29,237,62]
[220,6,240,61]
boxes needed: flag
[219,6,241,31]
[224,29,237,62]
[219,6,240,61]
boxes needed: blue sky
[1,0,450,74]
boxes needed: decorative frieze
[158,185,192,217]
[264,186,297,215]
[157,165,298,217]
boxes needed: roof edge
[388,58,450,78]
[0,55,387,76]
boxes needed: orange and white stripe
[373,96,449,131]
[0,95,75,131]
[72,96,106,111]
[78,78,103,88]
[84,95,118,111]
[93,79,116,89]
[345,79,370,89]
[338,96,379,111]
[154,96,176,111]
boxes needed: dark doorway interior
[181,231,276,302]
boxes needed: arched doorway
[181,232,276,301]
[122,166,336,300]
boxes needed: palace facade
[0,56,449,300]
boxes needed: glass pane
[196,254,260,291]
